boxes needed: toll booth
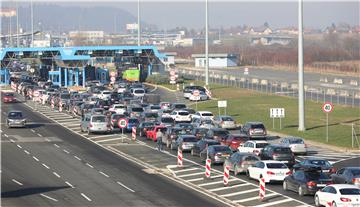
[0,68,10,85]
[48,67,85,87]
[96,68,109,84]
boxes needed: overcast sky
[4,1,360,29]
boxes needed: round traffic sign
[193,90,200,97]
[110,71,117,77]
[170,76,176,81]
[110,76,116,82]
[33,91,40,97]
[170,70,176,76]
[118,118,128,128]
[322,102,333,113]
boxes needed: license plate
[317,184,326,187]
[322,170,330,172]
[276,172,284,176]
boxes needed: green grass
[160,82,359,149]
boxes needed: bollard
[51,98,54,110]
[223,165,230,186]
[177,148,183,167]
[205,159,211,178]
[59,101,63,112]
[259,177,266,201]
[132,127,136,141]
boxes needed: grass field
[160,82,360,149]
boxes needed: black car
[259,144,295,166]
[241,122,267,139]
[174,123,194,131]
[95,99,112,110]
[141,112,159,122]
[175,135,198,152]
[205,128,230,142]
[283,165,333,196]
[331,167,360,186]
[293,158,336,175]
[191,139,220,157]
[200,145,232,164]
[192,127,210,140]
[158,117,174,127]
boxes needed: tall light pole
[298,0,305,131]
[31,0,34,47]
[16,0,19,47]
[137,0,140,46]
[205,0,209,86]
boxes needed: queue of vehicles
[4,79,360,206]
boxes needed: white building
[192,54,238,68]
[69,31,104,41]
[33,39,51,47]
[160,52,177,67]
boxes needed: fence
[177,68,360,108]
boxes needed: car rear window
[222,117,233,121]
[244,156,260,161]
[131,107,144,112]
[113,114,125,119]
[178,111,189,116]
[266,163,287,169]
[161,117,173,122]
[151,105,161,109]
[289,139,304,144]
[350,169,360,176]
[175,104,186,109]
[92,116,106,122]
[115,105,125,109]
[202,113,213,117]
[214,130,229,136]
[103,91,111,95]
[61,94,70,99]
[128,119,139,123]
[252,124,265,129]
[4,93,14,96]
[183,137,198,142]
[305,172,330,180]
[339,188,360,195]
[145,113,158,118]
[134,89,144,94]
[274,147,292,153]
[233,136,248,141]
[256,143,269,148]
[213,146,231,152]
[309,160,332,167]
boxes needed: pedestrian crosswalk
[297,147,360,164]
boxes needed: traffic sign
[33,91,40,97]
[244,67,249,75]
[170,76,176,81]
[218,100,227,108]
[110,71,117,77]
[118,118,128,129]
[170,70,176,76]
[322,102,333,113]
[193,90,200,97]
[110,76,116,82]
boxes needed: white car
[170,110,191,123]
[109,104,126,114]
[192,111,214,120]
[189,91,208,101]
[280,137,307,154]
[100,90,112,100]
[131,88,145,97]
[238,140,269,156]
[117,86,127,93]
[315,184,360,207]
[247,160,291,183]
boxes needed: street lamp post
[137,0,140,47]
[298,0,305,131]
[205,0,209,86]
[31,0,34,47]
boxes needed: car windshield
[213,146,231,153]
[289,139,304,144]
[8,112,22,119]
[128,119,139,123]
[202,113,213,117]
[183,137,198,142]
[132,107,144,112]
[151,106,161,109]
[339,188,360,195]
[350,169,360,176]
[161,118,173,122]
[309,160,332,167]
[4,93,14,96]
[178,112,189,116]
[145,113,158,118]
[61,94,70,99]
[103,91,111,95]
[134,89,144,94]
[175,104,186,109]
[214,130,229,136]
[305,172,329,180]
[266,163,287,169]
[222,117,233,121]
[92,116,106,122]
[115,105,125,109]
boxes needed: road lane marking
[89,134,117,140]
[9,138,15,142]
[233,192,277,203]
[24,150,30,155]
[172,167,198,173]
[4,134,8,137]
[30,129,35,133]
[0,129,2,133]
[45,138,50,142]
[65,181,74,188]
[54,144,60,148]
[117,181,135,193]
[186,177,204,182]
[42,163,50,169]
[177,171,204,178]
[16,144,22,149]
[33,156,39,161]
[63,149,70,154]
[40,194,58,202]
[80,193,92,201]
[221,188,258,197]
[209,183,251,192]
[99,171,109,178]
[198,179,237,187]
[37,133,43,137]
[12,179,23,186]
[74,156,81,161]
[252,198,292,207]
[53,172,61,178]
[86,163,94,168]
[95,137,125,143]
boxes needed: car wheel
[80,127,83,132]
[314,195,321,207]
[191,149,194,156]
[234,166,238,176]
[283,181,288,191]
[298,186,305,196]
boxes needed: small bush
[145,74,169,84]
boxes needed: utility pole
[205,0,209,86]
[16,0,19,47]
[137,0,140,46]
[298,0,305,131]
[31,0,34,47]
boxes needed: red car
[2,92,16,103]
[146,125,167,142]
[221,134,249,151]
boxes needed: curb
[144,83,177,92]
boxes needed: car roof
[283,137,303,140]
[329,184,360,190]
[246,122,264,125]
[8,110,22,113]
[261,160,286,164]
[247,140,268,143]
[198,111,212,114]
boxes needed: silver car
[7,111,26,128]
[81,114,109,134]
[280,137,307,155]
[214,115,237,129]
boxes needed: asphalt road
[1,99,226,207]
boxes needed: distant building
[172,38,204,47]
[250,26,272,35]
[126,23,139,33]
[68,31,104,44]
[33,39,51,47]
[160,52,177,67]
[251,36,293,46]
[192,53,238,68]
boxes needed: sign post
[270,108,285,129]
[118,118,128,143]
[322,102,333,142]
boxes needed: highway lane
[1,100,227,207]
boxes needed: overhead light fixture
[18,51,23,56]
[38,51,43,56]
[116,50,123,54]
[88,50,93,55]
[137,49,142,54]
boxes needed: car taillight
[266,171,275,175]
[352,178,360,184]
[221,121,224,125]
[215,153,222,156]
[249,129,254,135]
[112,119,116,122]
[273,153,279,157]
[286,171,292,175]
[253,149,259,154]
[329,168,337,173]
[232,141,238,144]
[89,124,93,127]
[307,181,317,187]
[340,197,351,202]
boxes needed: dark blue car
[126,118,140,132]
